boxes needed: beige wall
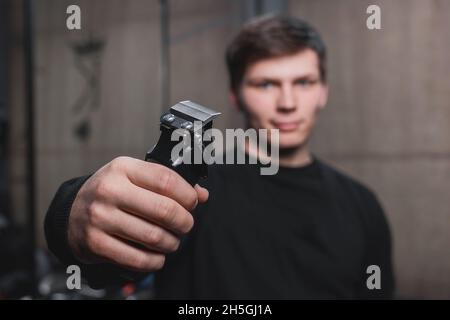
[290,0,450,298]
[169,0,243,131]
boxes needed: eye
[295,79,318,87]
[256,81,275,89]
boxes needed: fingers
[87,229,166,272]
[124,159,199,211]
[195,184,209,203]
[115,181,194,235]
[69,156,207,268]
[97,206,181,254]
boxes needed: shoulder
[316,158,391,237]
[316,158,380,206]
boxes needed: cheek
[297,89,323,119]
[242,89,272,110]
[241,89,275,121]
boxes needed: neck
[244,139,313,168]
[278,145,313,167]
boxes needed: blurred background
[0,0,449,299]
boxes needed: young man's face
[235,49,328,150]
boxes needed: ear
[229,90,241,111]
[318,84,329,110]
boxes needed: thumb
[194,184,209,203]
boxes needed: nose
[277,84,296,113]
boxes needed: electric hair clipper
[145,101,221,186]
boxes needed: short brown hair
[225,15,327,94]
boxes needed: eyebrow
[246,74,319,84]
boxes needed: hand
[67,156,208,272]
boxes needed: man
[45,15,395,299]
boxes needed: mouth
[270,120,302,132]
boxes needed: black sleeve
[45,176,91,266]
[356,187,396,299]
[44,176,146,288]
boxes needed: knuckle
[109,156,129,172]
[157,198,177,224]
[87,202,104,227]
[85,228,101,254]
[94,180,108,198]
[158,169,175,195]
[95,180,116,200]
[146,227,163,247]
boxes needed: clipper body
[145,101,220,186]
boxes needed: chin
[278,138,306,151]
[276,131,308,150]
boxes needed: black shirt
[45,156,395,299]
